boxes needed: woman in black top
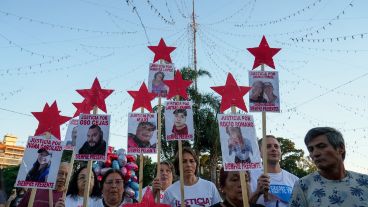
[211,167,264,207]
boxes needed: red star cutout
[123,187,170,207]
[210,73,252,113]
[247,35,281,70]
[127,82,156,112]
[72,99,93,117]
[148,38,176,63]
[32,101,71,139]
[163,70,192,100]
[76,78,114,113]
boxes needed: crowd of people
[1,127,367,207]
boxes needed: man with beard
[78,124,106,155]
[18,162,69,207]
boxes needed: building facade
[0,134,25,169]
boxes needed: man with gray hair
[290,127,368,206]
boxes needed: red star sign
[76,77,114,113]
[148,38,176,63]
[163,70,192,100]
[32,101,71,139]
[127,82,156,112]
[72,99,93,117]
[211,73,252,113]
[247,35,281,70]
[123,187,170,207]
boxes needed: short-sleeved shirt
[250,169,299,207]
[163,178,222,207]
[289,171,368,207]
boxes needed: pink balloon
[125,162,138,171]
[131,175,138,182]
[125,186,135,197]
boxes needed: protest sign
[218,114,261,171]
[15,136,63,189]
[127,112,157,154]
[63,119,78,150]
[75,114,110,161]
[249,71,280,112]
[148,63,174,97]
[164,101,194,141]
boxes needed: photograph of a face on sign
[74,114,110,161]
[127,113,157,154]
[218,114,261,171]
[15,136,63,189]
[164,101,194,141]
[63,118,78,150]
[148,63,174,97]
[249,71,280,112]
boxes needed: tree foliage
[136,155,157,187]
[1,165,20,196]
[277,137,317,177]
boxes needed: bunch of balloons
[93,147,139,200]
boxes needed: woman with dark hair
[211,167,264,207]
[163,147,222,207]
[96,169,136,207]
[25,148,51,182]
[64,165,101,206]
[151,71,167,96]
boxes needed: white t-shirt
[250,169,299,207]
[162,178,222,207]
[142,186,165,202]
[94,197,132,207]
[65,195,101,207]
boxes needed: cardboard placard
[74,114,110,161]
[63,119,78,150]
[218,114,262,171]
[127,113,157,154]
[164,101,194,141]
[15,136,63,189]
[249,71,280,112]
[148,63,174,97]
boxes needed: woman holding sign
[25,148,51,182]
[163,147,222,207]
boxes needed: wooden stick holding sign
[127,81,157,202]
[138,107,144,202]
[231,106,249,207]
[211,73,258,207]
[72,77,113,207]
[247,36,281,201]
[82,106,98,207]
[162,69,193,207]
[260,64,269,200]
[155,96,162,203]
[176,95,185,207]
[26,101,70,207]
[63,150,75,199]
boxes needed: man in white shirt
[249,135,298,207]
